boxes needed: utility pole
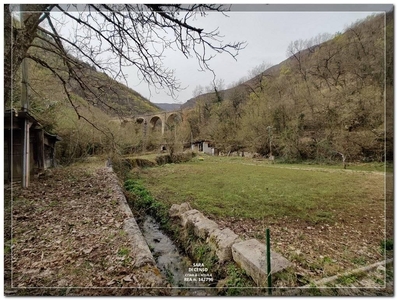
[21,4,30,188]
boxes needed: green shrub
[225,264,255,296]
[155,151,196,165]
[121,158,156,170]
[124,179,170,229]
[155,154,172,165]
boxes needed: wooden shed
[4,109,61,183]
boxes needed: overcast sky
[35,3,391,105]
[124,5,383,104]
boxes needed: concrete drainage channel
[141,216,218,296]
[137,202,293,295]
[108,167,217,295]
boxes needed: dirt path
[5,161,169,296]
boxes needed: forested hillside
[182,12,393,163]
[8,26,162,163]
[8,11,393,164]
[155,103,182,111]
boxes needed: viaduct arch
[135,110,182,135]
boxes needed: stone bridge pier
[136,110,182,136]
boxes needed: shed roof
[192,139,213,144]
[4,109,62,141]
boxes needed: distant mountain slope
[8,28,164,161]
[10,27,162,120]
[66,65,162,117]
[182,12,392,111]
[155,103,181,111]
[181,60,285,110]
[181,12,393,161]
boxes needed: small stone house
[191,139,218,155]
[4,109,61,183]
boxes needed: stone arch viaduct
[135,110,182,135]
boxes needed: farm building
[4,109,61,183]
[191,139,218,155]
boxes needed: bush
[155,151,197,165]
[155,154,172,165]
[121,158,156,169]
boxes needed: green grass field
[126,154,390,289]
[129,155,385,224]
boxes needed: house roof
[192,139,213,143]
[45,132,62,141]
[5,108,40,126]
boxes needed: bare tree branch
[5,3,246,150]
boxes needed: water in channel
[142,216,217,296]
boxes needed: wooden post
[5,130,11,182]
[22,120,31,187]
[36,129,45,170]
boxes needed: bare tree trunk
[4,4,50,106]
[4,4,12,107]
[337,152,346,169]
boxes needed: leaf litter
[9,163,170,296]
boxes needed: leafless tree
[4,4,246,121]
[192,85,204,98]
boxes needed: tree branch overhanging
[6,3,246,141]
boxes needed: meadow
[131,156,385,223]
[128,155,389,284]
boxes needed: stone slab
[180,209,203,228]
[106,167,164,287]
[193,217,219,240]
[179,202,193,214]
[209,228,241,262]
[169,204,180,217]
[232,239,292,286]
[169,202,193,218]
[123,218,155,268]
